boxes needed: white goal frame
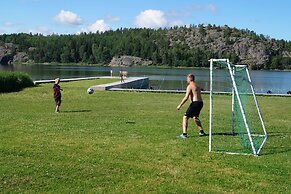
[209,59,268,156]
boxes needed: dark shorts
[54,97,61,106]
[184,101,203,118]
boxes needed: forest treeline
[0,25,290,69]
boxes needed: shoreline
[10,62,291,72]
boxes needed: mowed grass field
[0,79,290,193]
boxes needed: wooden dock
[90,77,149,90]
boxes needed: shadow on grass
[266,132,291,137]
[125,121,136,124]
[260,147,291,156]
[184,133,236,138]
[211,132,237,136]
[260,132,291,156]
[210,132,291,137]
[62,109,92,113]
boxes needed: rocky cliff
[167,25,290,69]
[0,43,14,65]
[109,56,152,66]
[0,43,28,65]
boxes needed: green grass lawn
[0,79,290,193]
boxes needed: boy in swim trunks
[177,74,206,138]
[53,78,62,113]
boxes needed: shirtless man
[177,74,206,138]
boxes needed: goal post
[209,59,268,156]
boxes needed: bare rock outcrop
[13,52,29,63]
[0,43,29,65]
[109,56,152,66]
[167,25,287,68]
[0,44,14,65]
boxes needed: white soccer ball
[87,88,94,94]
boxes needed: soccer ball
[87,88,94,94]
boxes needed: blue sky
[0,0,290,40]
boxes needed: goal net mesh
[211,61,266,155]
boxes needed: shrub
[0,71,34,93]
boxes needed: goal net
[209,59,267,156]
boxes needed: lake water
[1,64,291,94]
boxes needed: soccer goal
[209,59,267,156]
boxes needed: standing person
[53,78,62,113]
[120,62,125,83]
[177,74,206,138]
[120,71,124,83]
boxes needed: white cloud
[135,9,168,28]
[36,26,51,35]
[4,22,14,27]
[54,10,83,25]
[105,15,120,22]
[169,20,184,27]
[166,10,191,18]
[207,4,217,12]
[81,19,111,33]
[0,22,13,34]
[190,3,217,13]
[28,26,52,35]
[0,29,5,34]
[135,9,185,29]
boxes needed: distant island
[0,24,290,70]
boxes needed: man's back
[188,81,202,102]
[177,74,206,138]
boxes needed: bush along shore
[0,71,34,93]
